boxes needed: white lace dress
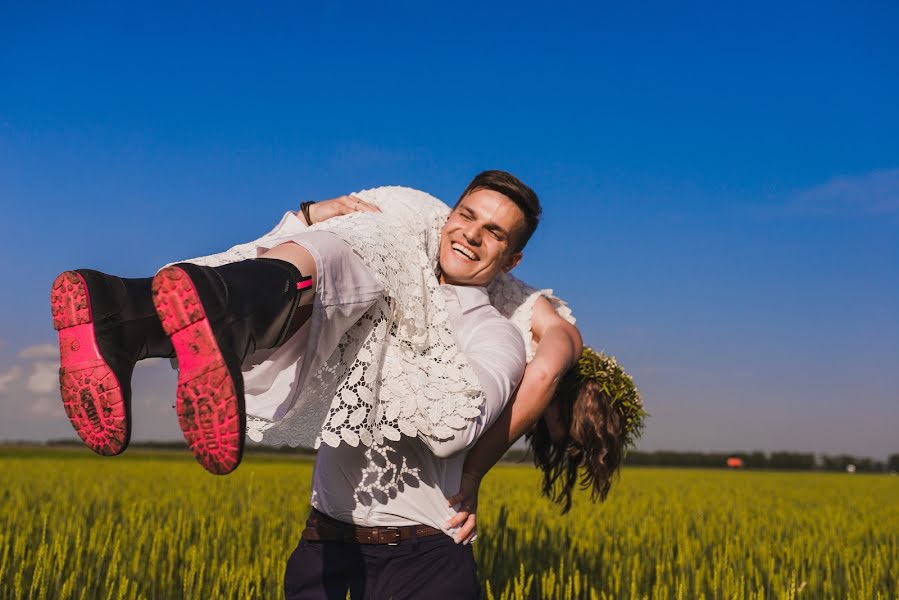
[176,186,575,450]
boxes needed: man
[51,170,560,597]
[282,172,541,599]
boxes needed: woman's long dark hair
[525,367,626,513]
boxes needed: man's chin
[439,264,472,286]
[439,268,492,288]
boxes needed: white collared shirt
[310,283,526,535]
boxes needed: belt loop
[410,524,419,550]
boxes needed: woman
[52,175,643,491]
[52,174,560,473]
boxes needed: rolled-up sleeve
[422,318,526,458]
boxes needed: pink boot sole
[51,272,128,455]
[151,266,242,475]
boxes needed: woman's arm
[446,297,581,541]
[462,297,582,476]
[299,195,381,225]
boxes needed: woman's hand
[300,195,381,225]
[445,472,482,545]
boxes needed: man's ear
[503,251,523,273]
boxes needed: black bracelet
[300,201,315,225]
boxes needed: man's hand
[301,195,381,225]
[446,472,482,545]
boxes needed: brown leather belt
[301,508,444,545]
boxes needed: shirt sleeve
[421,318,527,458]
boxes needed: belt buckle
[385,527,401,546]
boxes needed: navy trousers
[283,529,480,599]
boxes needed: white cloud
[0,366,23,394]
[18,344,59,359]
[788,168,899,216]
[26,361,59,395]
[29,396,65,418]
[0,342,185,441]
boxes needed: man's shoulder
[472,301,516,328]
[468,304,526,355]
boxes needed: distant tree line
[622,450,899,472]
[19,440,899,472]
[498,447,898,472]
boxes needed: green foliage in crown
[577,347,647,451]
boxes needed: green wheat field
[1,447,896,599]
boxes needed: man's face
[438,188,525,287]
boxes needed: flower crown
[577,347,647,451]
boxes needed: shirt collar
[441,284,490,314]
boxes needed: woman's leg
[258,242,318,296]
[50,238,360,473]
[151,243,318,474]
[242,233,387,430]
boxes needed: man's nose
[462,224,482,245]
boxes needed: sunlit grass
[1,448,896,599]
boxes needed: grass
[1,447,896,599]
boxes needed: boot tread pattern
[152,267,242,475]
[50,272,128,456]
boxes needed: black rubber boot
[51,271,175,456]
[151,258,311,474]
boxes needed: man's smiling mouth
[451,242,478,261]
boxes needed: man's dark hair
[455,170,541,252]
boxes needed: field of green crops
[1,447,896,599]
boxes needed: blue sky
[1,1,897,458]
